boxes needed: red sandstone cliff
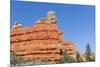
[10,11,76,63]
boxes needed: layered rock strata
[11,11,76,63]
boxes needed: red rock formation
[10,11,76,63]
[62,41,76,59]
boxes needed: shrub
[59,54,76,63]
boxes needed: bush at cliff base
[59,54,76,63]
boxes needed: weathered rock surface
[10,11,76,63]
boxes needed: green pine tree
[85,44,92,61]
[76,51,80,62]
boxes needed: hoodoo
[11,11,76,63]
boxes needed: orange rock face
[62,41,76,59]
[10,11,76,63]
